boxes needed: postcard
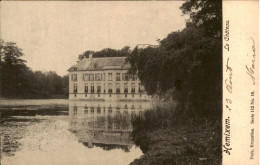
[0,1,258,165]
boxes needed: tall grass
[131,100,216,133]
[130,101,222,158]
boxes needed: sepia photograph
[1,1,224,164]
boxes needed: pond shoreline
[130,120,222,165]
[129,106,222,165]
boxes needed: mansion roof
[68,57,131,71]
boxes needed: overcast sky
[1,1,186,76]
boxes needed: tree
[180,0,222,39]
[0,40,29,97]
[121,46,131,54]
[180,0,222,117]
[0,40,69,99]
[126,1,222,118]
[78,50,95,60]
[78,46,131,60]
[127,47,162,95]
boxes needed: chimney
[89,53,93,60]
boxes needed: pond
[0,99,152,165]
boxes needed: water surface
[0,99,151,165]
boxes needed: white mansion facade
[68,54,150,101]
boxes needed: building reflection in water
[69,100,151,152]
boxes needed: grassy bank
[130,104,222,165]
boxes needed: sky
[1,1,187,76]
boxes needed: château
[68,54,150,101]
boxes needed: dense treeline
[0,40,68,99]
[78,46,131,60]
[127,0,222,119]
[129,1,222,164]
[0,41,132,99]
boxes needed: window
[103,73,106,81]
[104,83,106,93]
[89,74,94,81]
[116,110,120,115]
[122,73,129,81]
[73,84,77,93]
[84,106,88,114]
[108,83,112,93]
[116,83,120,93]
[108,73,113,81]
[97,106,101,114]
[84,83,88,93]
[139,83,144,93]
[91,107,94,114]
[83,74,89,81]
[91,83,94,93]
[73,106,77,115]
[131,83,135,93]
[124,83,128,93]
[97,83,101,93]
[133,75,137,81]
[130,74,137,81]
[71,74,77,81]
[116,73,120,81]
[108,106,112,113]
[95,73,101,81]
[124,110,128,115]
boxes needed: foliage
[129,1,222,163]
[130,105,222,164]
[24,70,69,98]
[78,46,131,60]
[0,40,68,99]
[127,47,163,95]
[0,40,29,97]
[180,0,222,39]
[126,0,222,118]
